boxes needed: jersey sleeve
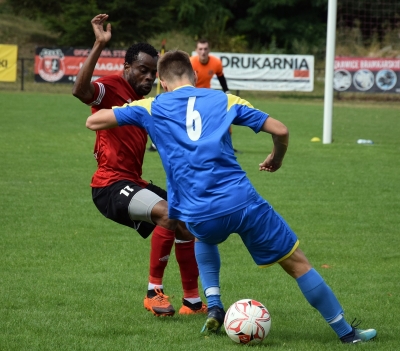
[88,80,106,106]
[227,95,268,133]
[189,56,196,69]
[86,75,120,108]
[113,98,154,129]
[214,56,224,77]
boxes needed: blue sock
[195,241,223,309]
[296,268,352,338]
[329,317,353,338]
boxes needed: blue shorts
[187,194,299,267]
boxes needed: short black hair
[125,43,158,64]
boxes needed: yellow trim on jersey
[226,94,254,111]
[258,240,300,268]
[173,85,195,91]
[112,97,154,115]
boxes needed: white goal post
[323,0,337,144]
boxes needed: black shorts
[92,180,167,239]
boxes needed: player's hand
[91,14,111,44]
[225,90,231,94]
[259,154,282,172]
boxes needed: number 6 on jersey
[186,97,202,141]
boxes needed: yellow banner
[0,44,18,82]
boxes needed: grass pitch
[0,91,399,350]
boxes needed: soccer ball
[224,299,271,345]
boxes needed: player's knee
[150,200,178,230]
[127,188,164,224]
[279,248,312,278]
[175,221,195,241]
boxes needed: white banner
[193,52,314,92]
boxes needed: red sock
[148,226,175,286]
[175,240,200,298]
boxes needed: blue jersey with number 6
[113,86,269,222]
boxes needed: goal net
[333,0,400,94]
[336,0,400,57]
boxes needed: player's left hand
[91,14,112,44]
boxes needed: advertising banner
[334,57,400,93]
[34,47,126,83]
[0,44,18,82]
[193,52,314,92]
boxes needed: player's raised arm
[259,117,289,173]
[72,14,112,102]
[86,109,118,130]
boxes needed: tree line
[3,0,400,56]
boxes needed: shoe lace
[153,287,170,303]
[199,303,208,312]
[350,318,362,329]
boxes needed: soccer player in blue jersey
[86,50,377,344]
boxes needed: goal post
[323,0,337,144]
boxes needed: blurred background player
[190,39,240,153]
[86,50,377,344]
[72,14,206,317]
[190,39,230,93]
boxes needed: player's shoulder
[226,94,254,110]
[123,97,154,114]
[94,74,124,84]
[196,88,230,105]
[208,54,219,60]
[209,55,222,63]
[190,55,200,67]
[94,75,128,93]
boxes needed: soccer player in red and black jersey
[72,13,206,316]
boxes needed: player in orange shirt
[190,39,230,92]
[190,39,240,153]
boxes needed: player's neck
[165,79,194,92]
[199,56,209,65]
